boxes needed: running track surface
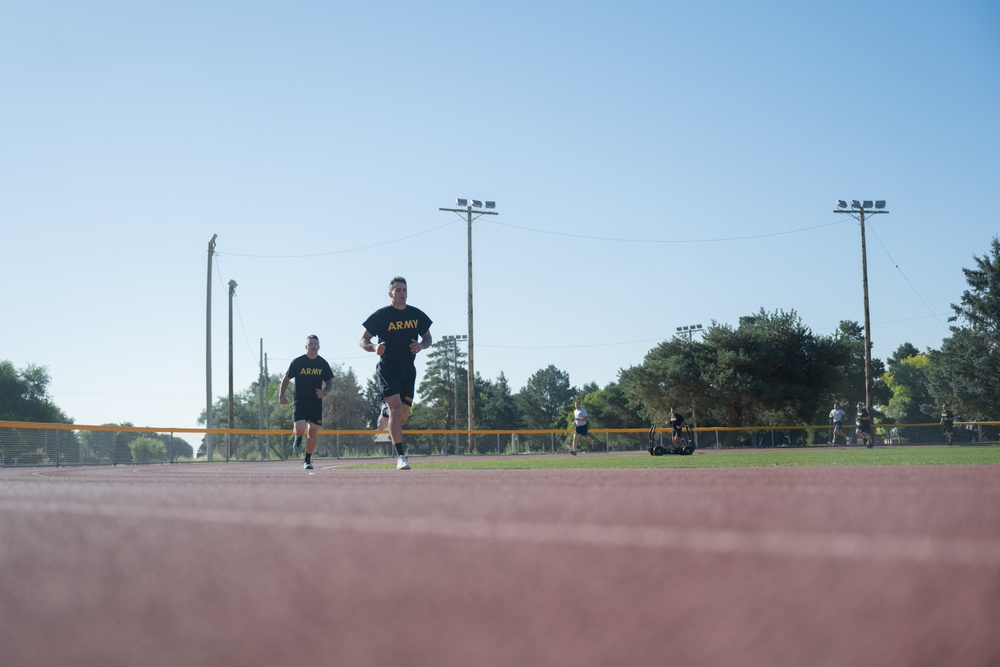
[1,458,999,667]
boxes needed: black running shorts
[377,362,417,406]
[293,398,323,425]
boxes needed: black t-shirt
[941,410,954,427]
[363,304,433,367]
[669,412,685,429]
[284,354,333,401]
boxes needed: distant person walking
[829,403,850,445]
[941,404,955,445]
[570,401,599,455]
[360,276,433,471]
[855,403,874,448]
[278,335,334,470]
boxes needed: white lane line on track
[3,499,999,568]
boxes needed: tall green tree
[928,237,1000,420]
[571,383,643,430]
[516,365,576,429]
[618,335,708,426]
[883,350,934,439]
[322,366,368,431]
[0,361,75,464]
[130,436,166,463]
[414,343,467,430]
[478,372,522,430]
[621,310,849,445]
[824,320,888,411]
[889,342,921,367]
[0,361,70,423]
[364,373,383,429]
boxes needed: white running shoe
[396,455,410,470]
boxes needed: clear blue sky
[3,1,998,443]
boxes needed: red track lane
[1,461,999,667]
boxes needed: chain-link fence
[2,420,997,467]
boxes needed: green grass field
[337,445,1000,470]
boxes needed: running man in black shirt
[941,404,955,445]
[278,335,334,469]
[855,402,874,448]
[669,407,686,448]
[359,276,433,470]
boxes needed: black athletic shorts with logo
[377,362,417,406]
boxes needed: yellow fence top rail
[3,420,998,437]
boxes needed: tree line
[3,237,998,462]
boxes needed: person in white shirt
[571,401,599,455]
[829,403,850,445]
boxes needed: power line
[865,223,949,331]
[214,216,849,259]
[484,218,848,243]
[214,255,259,365]
[481,337,671,350]
[232,295,258,365]
[217,220,459,258]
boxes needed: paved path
[1,460,998,666]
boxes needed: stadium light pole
[439,199,498,453]
[439,334,467,455]
[258,338,266,458]
[227,279,237,462]
[206,234,217,462]
[675,324,704,448]
[833,199,889,412]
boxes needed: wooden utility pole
[439,200,497,453]
[227,279,237,461]
[833,200,889,412]
[858,210,873,411]
[206,234,217,461]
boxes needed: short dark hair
[307,335,319,343]
[390,276,407,288]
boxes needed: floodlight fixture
[863,200,873,209]
[484,201,496,209]
[875,200,886,209]
[456,198,468,206]
[837,200,848,209]
[471,199,483,208]
[851,200,862,209]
